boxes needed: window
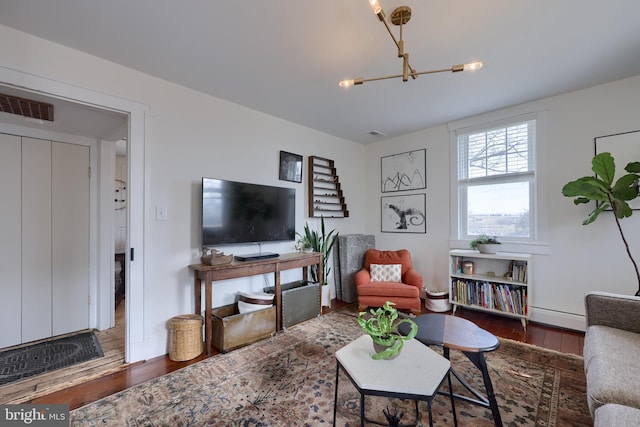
[456,118,536,240]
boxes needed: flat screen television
[202,177,296,246]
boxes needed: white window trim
[449,110,550,254]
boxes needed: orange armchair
[354,249,423,315]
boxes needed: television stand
[234,252,279,262]
[189,252,322,355]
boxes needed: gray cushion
[594,404,640,427]
[585,292,640,332]
[584,325,640,414]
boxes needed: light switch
[156,206,168,221]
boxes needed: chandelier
[339,1,483,88]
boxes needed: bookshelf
[449,249,531,329]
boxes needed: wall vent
[0,93,54,121]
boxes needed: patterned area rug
[0,332,103,386]
[70,311,590,426]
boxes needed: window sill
[449,239,550,256]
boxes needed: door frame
[0,65,148,363]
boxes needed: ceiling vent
[0,93,54,122]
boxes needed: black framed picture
[381,194,426,233]
[279,151,303,183]
[595,130,640,210]
[381,149,426,192]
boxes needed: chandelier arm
[361,74,405,84]
[380,18,418,79]
[411,67,455,77]
[381,18,400,50]
[360,66,455,84]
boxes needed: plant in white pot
[357,301,417,360]
[469,234,501,254]
[562,152,640,295]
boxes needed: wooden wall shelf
[308,156,349,218]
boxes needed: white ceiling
[1,0,639,144]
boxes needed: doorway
[0,66,148,363]
[114,139,128,310]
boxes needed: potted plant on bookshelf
[296,216,338,306]
[469,234,501,254]
[562,152,640,295]
[357,301,418,360]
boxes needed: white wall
[365,75,640,330]
[2,22,639,355]
[0,24,366,360]
[365,125,453,296]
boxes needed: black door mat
[0,331,104,386]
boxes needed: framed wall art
[595,130,640,210]
[381,194,426,233]
[279,150,303,183]
[381,149,426,193]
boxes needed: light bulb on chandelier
[462,62,483,72]
[368,0,382,15]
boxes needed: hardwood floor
[18,299,584,411]
[0,302,127,405]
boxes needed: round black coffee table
[399,313,502,427]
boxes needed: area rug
[0,332,104,386]
[70,311,591,426]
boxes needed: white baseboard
[529,307,585,332]
[129,334,168,363]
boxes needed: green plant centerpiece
[469,234,501,253]
[296,216,338,286]
[357,301,418,360]
[562,152,640,295]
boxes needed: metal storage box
[265,281,320,328]
[211,303,276,353]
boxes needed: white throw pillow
[370,264,402,282]
[237,291,274,313]
[238,300,271,314]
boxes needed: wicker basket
[168,314,203,361]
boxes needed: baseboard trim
[530,307,585,332]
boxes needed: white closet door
[0,134,22,348]
[52,141,90,335]
[21,137,53,343]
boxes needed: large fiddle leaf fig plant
[562,152,640,295]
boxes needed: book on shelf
[453,256,462,274]
[509,261,528,283]
[451,278,528,316]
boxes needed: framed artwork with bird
[381,194,426,233]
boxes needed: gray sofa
[584,291,640,425]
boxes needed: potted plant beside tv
[562,152,640,295]
[297,216,338,306]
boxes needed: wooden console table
[189,252,323,356]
